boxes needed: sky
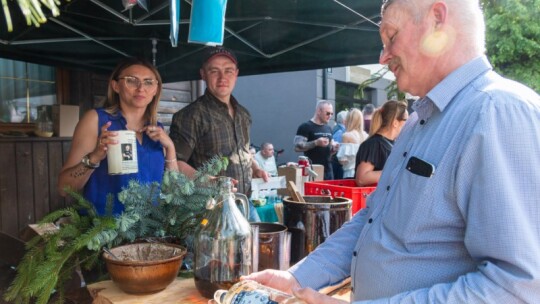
[360,64,396,81]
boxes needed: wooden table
[88,277,351,304]
[88,278,208,304]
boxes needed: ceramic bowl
[103,242,186,294]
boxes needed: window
[0,58,56,123]
[335,80,371,112]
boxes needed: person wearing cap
[169,46,269,222]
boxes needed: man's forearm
[294,135,316,152]
[177,160,197,179]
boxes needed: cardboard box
[19,223,59,242]
[277,165,324,196]
[52,105,79,137]
[277,166,302,196]
[311,164,324,181]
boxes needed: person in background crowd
[243,0,540,302]
[355,100,408,186]
[332,110,348,143]
[331,110,348,179]
[249,145,257,158]
[169,46,269,222]
[294,100,339,180]
[254,142,278,177]
[58,57,178,215]
[362,103,375,134]
[336,108,368,178]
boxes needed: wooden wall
[0,137,71,238]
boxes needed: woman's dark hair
[369,100,408,136]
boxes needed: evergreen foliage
[4,155,228,304]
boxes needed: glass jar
[35,106,54,137]
[194,176,253,298]
[214,280,305,304]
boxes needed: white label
[107,130,138,175]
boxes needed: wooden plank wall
[159,81,195,132]
[0,138,71,238]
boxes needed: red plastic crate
[304,180,376,214]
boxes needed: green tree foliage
[483,0,540,92]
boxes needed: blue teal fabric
[289,56,540,303]
[83,108,165,215]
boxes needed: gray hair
[260,142,273,150]
[316,100,333,111]
[336,110,348,124]
[381,0,485,54]
[362,104,375,115]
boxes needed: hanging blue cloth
[188,0,228,46]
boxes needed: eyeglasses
[325,112,334,116]
[117,76,159,90]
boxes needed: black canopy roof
[0,0,383,82]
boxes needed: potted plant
[4,156,228,304]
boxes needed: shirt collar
[428,55,492,112]
[204,89,239,109]
[412,56,492,120]
[108,110,150,130]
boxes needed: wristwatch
[81,154,100,169]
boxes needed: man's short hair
[363,104,375,115]
[316,100,333,110]
[260,142,273,150]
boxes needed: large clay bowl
[103,242,186,294]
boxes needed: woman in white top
[337,108,368,178]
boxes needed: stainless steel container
[283,196,351,264]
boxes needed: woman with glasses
[354,100,408,186]
[58,57,178,215]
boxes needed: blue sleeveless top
[84,108,165,215]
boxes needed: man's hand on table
[241,270,348,304]
[241,270,300,295]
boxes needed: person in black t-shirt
[294,100,339,180]
[355,100,408,186]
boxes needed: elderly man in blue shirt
[243,0,540,303]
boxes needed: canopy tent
[0,0,383,82]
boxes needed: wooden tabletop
[88,276,351,304]
[88,278,208,304]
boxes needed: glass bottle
[194,176,253,299]
[214,280,306,304]
[35,106,54,137]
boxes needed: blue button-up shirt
[290,56,540,303]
